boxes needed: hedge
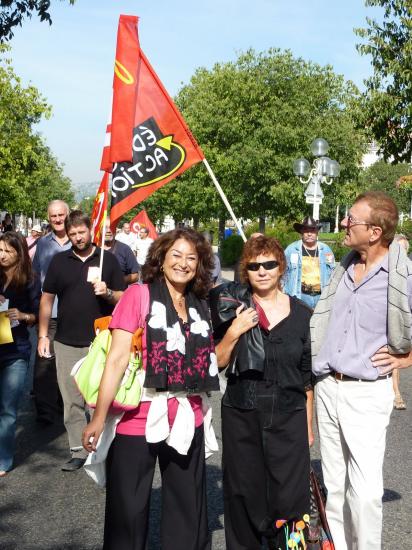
[220,230,350,266]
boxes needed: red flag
[102,15,204,229]
[90,172,109,245]
[129,210,158,239]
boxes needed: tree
[358,160,411,212]
[355,0,412,163]
[26,139,74,215]
[0,45,74,217]
[152,49,367,230]
[0,0,76,42]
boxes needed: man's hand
[93,280,107,296]
[38,336,51,358]
[371,345,412,374]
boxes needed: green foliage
[399,219,412,241]
[220,234,244,267]
[0,0,76,42]
[355,1,412,162]
[149,49,367,225]
[0,46,74,217]
[357,160,411,212]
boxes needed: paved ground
[1,366,411,550]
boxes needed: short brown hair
[64,210,90,232]
[142,227,214,298]
[354,191,398,245]
[239,235,286,284]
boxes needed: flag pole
[98,210,108,280]
[202,158,247,243]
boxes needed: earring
[160,265,164,272]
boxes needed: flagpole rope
[202,158,247,243]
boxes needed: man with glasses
[284,216,335,308]
[311,191,412,550]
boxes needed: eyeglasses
[346,214,372,228]
[246,260,279,271]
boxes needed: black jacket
[209,282,265,375]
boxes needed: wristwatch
[106,288,114,300]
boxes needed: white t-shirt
[115,232,138,253]
[136,237,154,266]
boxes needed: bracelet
[39,335,49,339]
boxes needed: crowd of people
[0,190,411,550]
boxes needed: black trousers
[104,425,210,550]
[33,319,63,423]
[222,402,310,550]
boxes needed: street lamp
[293,138,340,221]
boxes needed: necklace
[172,294,185,308]
[302,243,318,257]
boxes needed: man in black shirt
[38,211,125,471]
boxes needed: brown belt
[330,371,392,382]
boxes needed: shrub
[220,234,244,267]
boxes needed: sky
[8,0,382,185]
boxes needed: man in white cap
[283,215,335,308]
[26,224,43,260]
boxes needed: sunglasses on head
[246,260,279,271]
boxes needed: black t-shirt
[43,247,125,346]
[109,241,140,276]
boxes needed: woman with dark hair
[83,227,219,550]
[0,232,41,476]
[210,235,313,550]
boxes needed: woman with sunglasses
[210,235,313,550]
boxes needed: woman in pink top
[83,228,219,550]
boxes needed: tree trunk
[259,216,266,233]
[193,216,199,231]
[218,217,226,247]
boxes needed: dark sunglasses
[246,260,279,271]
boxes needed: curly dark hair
[0,231,33,290]
[142,227,214,298]
[239,235,286,284]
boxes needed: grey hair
[47,200,70,217]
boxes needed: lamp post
[293,138,340,221]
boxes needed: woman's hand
[227,305,259,340]
[6,308,22,322]
[0,294,6,304]
[215,305,259,368]
[82,418,105,453]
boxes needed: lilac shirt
[313,253,412,380]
